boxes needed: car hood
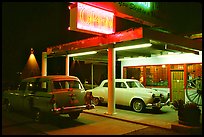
[145,88,161,96]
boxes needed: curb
[83,110,172,130]
[83,110,202,134]
[171,123,202,134]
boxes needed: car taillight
[50,95,56,103]
[84,92,93,105]
[50,95,57,109]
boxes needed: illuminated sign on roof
[118,2,155,15]
[69,2,115,35]
[131,2,151,9]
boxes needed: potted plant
[172,99,201,126]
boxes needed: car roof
[102,79,139,83]
[21,75,79,82]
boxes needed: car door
[115,82,129,106]
[23,81,38,112]
[10,82,27,111]
[100,82,109,102]
[33,80,53,113]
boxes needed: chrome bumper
[146,99,170,108]
[51,104,95,114]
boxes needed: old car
[87,79,170,112]
[2,75,94,122]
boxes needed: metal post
[91,63,94,89]
[41,52,47,88]
[66,55,69,76]
[42,52,47,76]
[106,47,116,115]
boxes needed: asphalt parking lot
[83,105,202,135]
[2,104,202,135]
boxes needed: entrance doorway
[171,70,185,102]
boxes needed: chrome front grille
[153,97,160,103]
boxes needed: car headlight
[167,93,170,98]
[160,93,164,98]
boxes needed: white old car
[87,79,169,112]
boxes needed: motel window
[187,63,202,79]
[145,65,168,87]
[123,65,168,87]
[123,66,144,84]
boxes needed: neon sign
[118,2,154,13]
[133,2,151,9]
[69,2,115,35]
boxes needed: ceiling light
[115,43,152,51]
[68,51,97,57]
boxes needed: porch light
[68,51,97,57]
[114,43,152,51]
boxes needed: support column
[106,47,116,115]
[42,52,47,76]
[66,55,69,76]
[91,63,94,89]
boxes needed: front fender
[129,96,145,107]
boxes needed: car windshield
[53,80,82,89]
[126,81,145,88]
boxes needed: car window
[53,80,82,90]
[27,81,48,92]
[126,81,138,88]
[126,81,145,88]
[136,81,145,88]
[103,82,108,87]
[116,82,127,88]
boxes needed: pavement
[83,105,202,134]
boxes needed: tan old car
[2,75,94,122]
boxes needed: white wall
[120,53,202,78]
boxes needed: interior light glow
[118,56,147,61]
[115,43,152,51]
[167,52,181,55]
[157,53,196,58]
[68,51,97,57]
[162,65,166,68]
[199,51,202,55]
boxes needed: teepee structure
[21,48,40,79]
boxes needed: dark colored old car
[2,75,94,122]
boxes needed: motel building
[41,2,202,115]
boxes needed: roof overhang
[47,27,201,60]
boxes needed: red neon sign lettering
[77,2,115,34]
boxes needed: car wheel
[69,112,80,119]
[4,99,13,112]
[32,108,41,122]
[92,97,100,106]
[132,99,145,112]
[152,107,162,112]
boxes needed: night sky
[2,2,95,83]
[2,2,202,84]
